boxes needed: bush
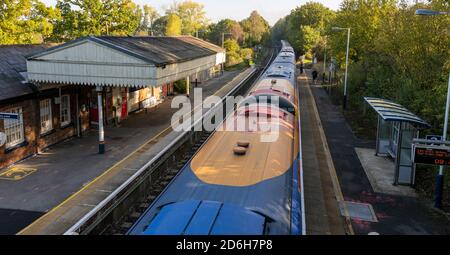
[226,51,243,67]
[173,79,187,94]
[240,48,254,60]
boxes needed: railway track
[64,48,277,235]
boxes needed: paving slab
[355,147,417,197]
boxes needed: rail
[64,48,276,235]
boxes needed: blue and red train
[128,41,305,235]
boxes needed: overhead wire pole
[415,8,450,209]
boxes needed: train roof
[192,111,295,186]
[142,200,266,235]
[251,78,295,97]
[128,42,300,236]
[266,64,295,79]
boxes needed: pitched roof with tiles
[0,44,53,101]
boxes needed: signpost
[426,135,443,145]
[0,112,19,120]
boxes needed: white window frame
[60,94,71,126]
[40,99,53,134]
[4,107,24,148]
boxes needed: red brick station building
[0,36,226,169]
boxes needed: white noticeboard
[0,132,6,147]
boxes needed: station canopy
[26,36,225,88]
[364,97,431,129]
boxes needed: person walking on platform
[312,70,318,84]
[299,61,304,74]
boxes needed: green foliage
[224,39,243,67]
[173,79,187,94]
[0,0,60,44]
[272,0,449,205]
[277,1,335,55]
[240,10,270,47]
[207,19,244,45]
[51,0,142,42]
[137,4,160,36]
[240,48,253,60]
[165,13,182,36]
[300,25,322,54]
[226,51,243,67]
[326,0,449,135]
[224,39,240,53]
[166,0,208,36]
[152,16,168,36]
[274,0,449,137]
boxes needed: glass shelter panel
[377,117,392,155]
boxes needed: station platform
[298,72,350,235]
[0,67,254,235]
[305,69,450,235]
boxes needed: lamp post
[415,9,450,209]
[332,27,351,109]
[323,37,328,84]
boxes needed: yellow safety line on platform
[303,74,355,235]
[18,68,252,235]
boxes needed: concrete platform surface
[298,72,349,235]
[0,68,253,235]
[355,148,417,197]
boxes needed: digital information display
[413,145,450,166]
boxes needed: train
[127,41,304,235]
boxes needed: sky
[41,0,343,26]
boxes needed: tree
[152,16,168,36]
[240,48,253,60]
[271,17,288,43]
[284,2,335,55]
[300,25,322,55]
[166,0,208,36]
[208,19,244,45]
[138,4,160,36]
[165,13,182,36]
[0,0,60,44]
[51,0,142,42]
[240,11,270,47]
[224,39,243,67]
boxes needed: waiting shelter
[364,97,431,186]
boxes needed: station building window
[60,95,71,126]
[4,107,24,148]
[40,99,53,134]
